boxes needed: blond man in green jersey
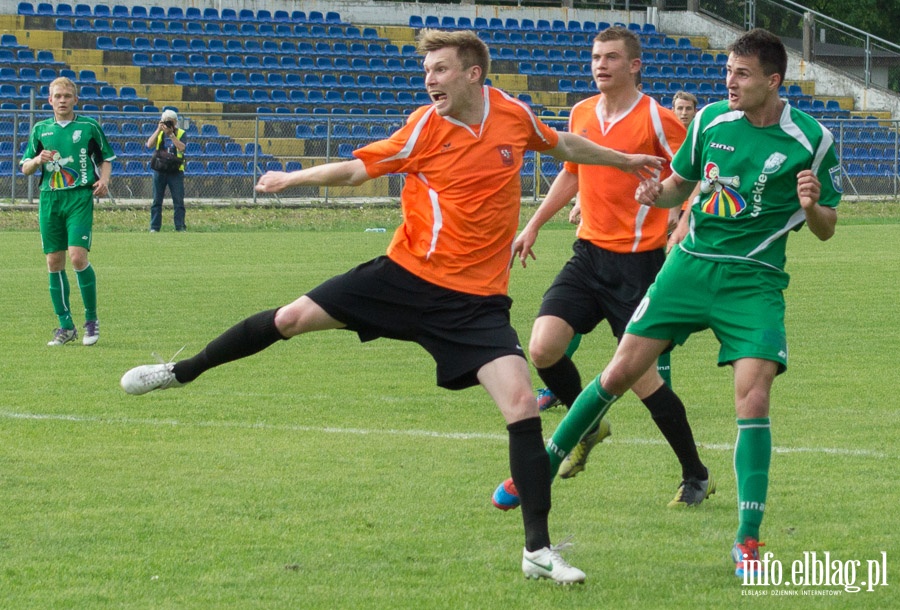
[21,77,115,346]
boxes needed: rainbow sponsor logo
[46,151,79,190]
[699,162,746,217]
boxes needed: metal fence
[693,0,900,94]
[1,110,898,205]
[0,108,573,205]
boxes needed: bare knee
[736,385,771,419]
[70,253,89,271]
[630,367,665,400]
[528,337,566,369]
[528,316,573,369]
[274,296,344,337]
[600,335,667,396]
[600,361,634,396]
[505,388,540,423]
[69,247,89,271]
[46,251,66,272]
[733,359,777,419]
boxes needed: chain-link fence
[0,108,573,205]
[1,109,898,205]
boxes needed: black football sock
[508,417,552,552]
[536,356,583,408]
[173,308,287,383]
[641,383,707,481]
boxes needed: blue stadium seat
[123,161,145,175]
[123,141,144,156]
[205,161,226,176]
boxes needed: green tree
[806,0,900,45]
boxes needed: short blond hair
[48,76,77,96]
[416,29,490,84]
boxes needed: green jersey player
[515,28,840,579]
[21,77,114,346]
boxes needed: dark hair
[594,25,642,60]
[416,29,491,84]
[728,28,787,84]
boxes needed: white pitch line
[0,410,890,459]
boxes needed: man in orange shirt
[120,29,662,584]
[492,27,714,511]
[669,90,702,252]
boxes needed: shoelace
[53,328,74,341]
[144,346,186,387]
[546,535,576,567]
[150,346,185,366]
[737,539,765,561]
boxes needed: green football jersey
[21,115,116,192]
[671,100,841,272]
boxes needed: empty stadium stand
[1,2,897,197]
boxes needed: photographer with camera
[145,109,187,232]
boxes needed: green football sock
[734,417,771,542]
[656,351,672,388]
[546,377,619,477]
[76,263,98,322]
[564,333,582,358]
[49,270,74,329]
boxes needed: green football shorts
[626,248,790,374]
[39,188,94,254]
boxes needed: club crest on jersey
[699,162,746,217]
[72,130,83,144]
[762,152,786,174]
[497,145,513,166]
[829,165,844,193]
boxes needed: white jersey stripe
[376,106,435,164]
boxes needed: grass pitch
[1,205,898,608]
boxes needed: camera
[163,120,175,129]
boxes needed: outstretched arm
[635,173,696,209]
[549,131,663,181]
[255,159,371,193]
